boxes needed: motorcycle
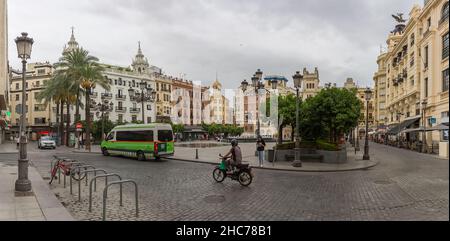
[213,155,253,186]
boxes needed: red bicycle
[49,157,86,184]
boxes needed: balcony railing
[116,94,127,100]
[101,93,113,99]
[130,108,141,113]
[115,107,127,113]
[90,92,98,98]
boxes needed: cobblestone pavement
[16,142,449,221]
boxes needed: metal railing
[49,157,139,221]
[70,165,96,195]
[77,169,108,202]
[89,174,122,212]
[103,180,139,221]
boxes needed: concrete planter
[317,148,348,164]
[267,147,348,164]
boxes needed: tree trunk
[75,88,80,122]
[60,100,65,146]
[56,102,60,145]
[85,89,91,152]
[66,101,70,147]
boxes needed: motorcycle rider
[222,139,242,172]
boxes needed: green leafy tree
[277,94,299,144]
[301,87,361,143]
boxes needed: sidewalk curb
[0,152,18,155]
[164,157,380,173]
[28,163,75,221]
[72,151,102,154]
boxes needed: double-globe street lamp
[14,32,34,193]
[128,80,157,124]
[94,98,114,141]
[240,69,278,138]
[292,71,303,167]
[363,88,373,161]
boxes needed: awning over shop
[428,124,449,131]
[387,117,421,135]
[401,123,448,133]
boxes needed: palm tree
[37,74,71,146]
[52,48,109,151]
[54,48,100,123]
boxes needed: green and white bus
[101,123,174,161]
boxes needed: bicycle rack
[50,156,84,186]
[63,162,84,188]
[77,169,108,202]
[103,180,138,221]
[89,174,122,212]
[70,165,95,195]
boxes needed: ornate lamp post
[128,80,156,124]
[292,71,303,167]
[14,32,34,193]
[422,100,428,153]
[241,69,278,153]
[95,98,114,141]
[363,88,373,160]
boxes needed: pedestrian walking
[78,135,84,149]
[256,136,266,167]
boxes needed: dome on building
[131,42,150,73]
[212,79,222,90]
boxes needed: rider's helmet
[231,139,238,147]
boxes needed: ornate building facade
[373,0,449,157]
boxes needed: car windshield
[41,136,52,141]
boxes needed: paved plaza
[1,141,444,221]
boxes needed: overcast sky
[8,0,421,89]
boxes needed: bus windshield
[158,130,173,142]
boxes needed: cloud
[8,0,422,89]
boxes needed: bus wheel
[102,148,109,156]
[137,151,146,162]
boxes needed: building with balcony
[8,62,55,140]
[373,0,449,157]
[171,78,203,126]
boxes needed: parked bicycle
[49,156,86,184]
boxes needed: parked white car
[38,136,56,149]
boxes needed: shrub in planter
[316,139,339,151]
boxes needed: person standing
[256,136,266,167]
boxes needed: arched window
[442,2,449,22]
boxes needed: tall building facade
[9,63,55,140]
[373,0,449,157]
[0,0,8,143]
[301,67,321,100]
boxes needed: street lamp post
[14,32,34,193]
[240,69,278,151]
[128,80,156,124]
[363,88,373,160]
[95,98,114,142]
[292,71,303,167]
[422,100,428,153]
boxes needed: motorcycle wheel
[238,171,253,186]
[213,168,226,183]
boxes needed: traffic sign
[76,123,83,129]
